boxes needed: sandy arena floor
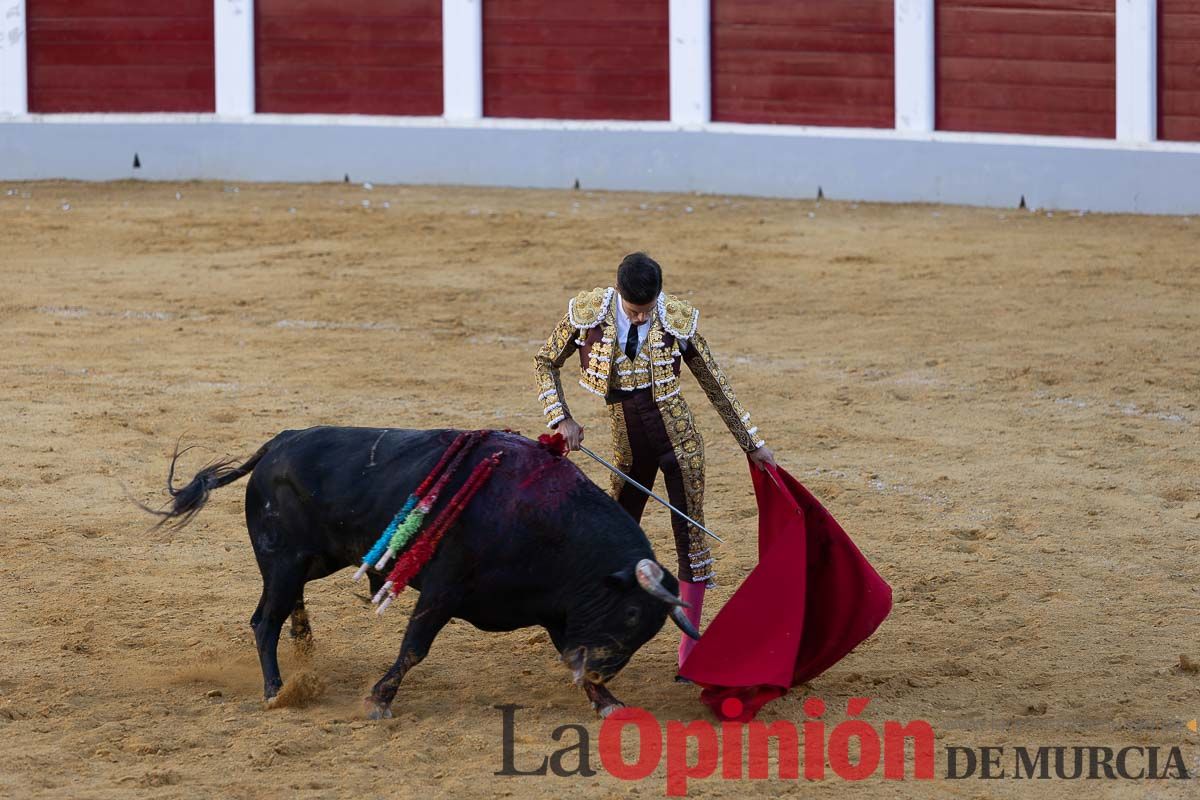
[1,180,1198,798]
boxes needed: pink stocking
[676,580,706,668]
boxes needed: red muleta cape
[677,458,892,721]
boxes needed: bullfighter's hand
[749,444,776,471]
[558,417,585,451]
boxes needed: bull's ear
[604,566,636,589]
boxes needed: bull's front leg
[562,647,626,718]
[366,592,457,719]
[583,682,626,719]
[288,595,314,653]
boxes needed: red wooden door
[483,0,669,120]
[710,0,894,127]
[26,0,215,113]
[936,0,1116,138]
[1159,0,1200,141]
[255,0,442,116]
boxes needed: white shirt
[615,292,688,357]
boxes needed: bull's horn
[635,559,690,608]
[671,607,701,640]
[564,646,588,686]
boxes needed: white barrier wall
[1,0,1197,215]
[0,0,27,116]
[1116,0,1157,142]
[215,0,255,117]
[894,0,934,134]
[5,118,1200,215]
[443,0,482,121]
[669,0,710,127]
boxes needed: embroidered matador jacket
[533,286,766,452]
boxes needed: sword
[576,445,724,544]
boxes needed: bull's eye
[625,606,641,627]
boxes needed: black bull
[148,426,699,718]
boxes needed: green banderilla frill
[379,506,428,568]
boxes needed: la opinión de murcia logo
[497,697,935,795]
[495,703,1197,796]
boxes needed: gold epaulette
[657,293,699,340]
[567,286,615,329]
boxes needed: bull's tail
[136,439,270,530]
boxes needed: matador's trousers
[607,388,714,587]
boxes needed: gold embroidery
[579,317,616,397]
[533,311,579,427]
[682,330,765,452]
[607,403,633,499]
[659,394,712,586]
[568,287,613,328]
[646,323,674,397]
[612,318,662,392]
[658,293,700,339]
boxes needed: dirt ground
[1,180,1198,799]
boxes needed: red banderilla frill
[375,450,504,615]
[366,430,488,580]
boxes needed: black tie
[625,325,640,361]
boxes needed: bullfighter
[533,252,776,670]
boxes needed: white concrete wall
[4,117,1199,214]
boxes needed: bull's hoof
[597,703,626,719]
[365,699,393,720]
